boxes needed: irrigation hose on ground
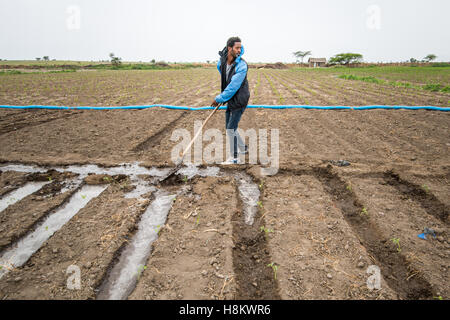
[0,105,448,111]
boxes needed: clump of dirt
[84,174,127,185]
[249,63,289,69]
[158,173,187,187]
[27,170,76,182]
[0,171,30,197]
[260,63,289,69]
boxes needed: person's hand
[211,100,219,107]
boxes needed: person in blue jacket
[212,36,250,164]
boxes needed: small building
[308,58,327,68]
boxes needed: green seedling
[48,176,52,181]
[182,176,188,183]
[260,226,274,238]
[433,296,443,300]
[103,176,111,182]
[267,262,278,280]
[45,226,49,231]
[119,181,130,190]
[360,207,368,216]
[196,214,200,226]
[346,184,352,191]
[155,225,162,235]
[136,264,147,280]
[391,238,401,253]
[257,201,263,209]
[81,195,86,199]
[258,180,264,191]
[421,184,429,193]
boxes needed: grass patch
[338,74,385,84]
[339,73,450,93]
[422,83,443,92]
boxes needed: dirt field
[0,67,449,300]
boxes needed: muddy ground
[0,68,448,300]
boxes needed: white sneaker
[239,145,249,155]
[221,157,241,165]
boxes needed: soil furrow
[0,175,80,253]
[259,171,397,299]
[129,176,237,300]
[133,111,188,152]
[231,178,281,299]
[313,165,435,299]
[269,71,334,105]
[0,180,146,299]
[0,111,82,136]
[294,71,449,106]
[383,170,449,224]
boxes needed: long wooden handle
[180,103,223,160]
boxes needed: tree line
[293,51,438,66]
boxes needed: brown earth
[0,68,448,300]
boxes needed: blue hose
[0,105,448,111]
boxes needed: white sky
[0,0,449,63]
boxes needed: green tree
[329,53,363,65]
[293,50,312,64]
[109,53,122,67]
[43,56,49,61]
[423,54,437,62]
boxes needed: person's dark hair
[227,37,241,49]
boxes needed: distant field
[0,60,172,66]
[0,65,449,107]
[314,66,450,86]
[0,60,109,66]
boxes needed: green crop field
[308,65,450,86]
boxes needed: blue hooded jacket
[215,45,250,110]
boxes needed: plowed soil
[0,68,448,300]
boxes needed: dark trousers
[225,107,246,158]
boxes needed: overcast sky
[1,0,449,63]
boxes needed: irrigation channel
[0,162,261,299]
